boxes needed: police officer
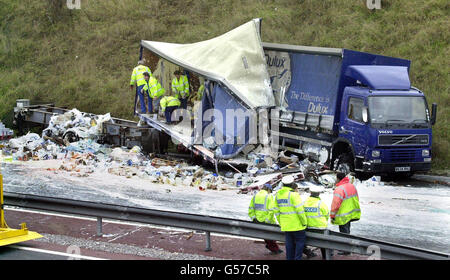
[142,73,165,114]
[140,72,154,113]
[172,70,189,109]
[160,95,181,124]
[273,175,307,260]
[304,185,329,259]
[130,60,152,113]
[248,184,283,255]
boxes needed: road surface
[2,161,449,254]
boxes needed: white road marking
[8,245,106,260]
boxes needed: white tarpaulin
[140,19,274,109]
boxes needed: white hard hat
[282,175,294,185]
[309,185,324,193]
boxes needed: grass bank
[0,0,448,169]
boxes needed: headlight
[372,150,380,158]
[422,149,430,157]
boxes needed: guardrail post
[324,229,332,260]
[205,231,212,252]
[97,217,103,237]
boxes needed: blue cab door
[339,94,368,158]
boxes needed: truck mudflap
[362,161,431,173]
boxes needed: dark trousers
[339,222,351,234]
[285,230,306,260]
[264,240,280,253]
[180,97,188,109]
[304,229,330,259]
[253,221,279,253]
[137,85,151,113]
[147,91,153,113]
[165,106,179,123]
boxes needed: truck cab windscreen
[368,96,429,128]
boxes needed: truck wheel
[335,153,354,174]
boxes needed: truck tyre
[335,153,354,175]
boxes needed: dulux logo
[308,102,328,114]
[265,55,286,68]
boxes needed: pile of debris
[42,109,111,144]
[0,108,355,194]
[7,133,55,161]
[0,128,239,190]
[1,131,346,194]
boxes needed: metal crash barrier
[3,192,449,260]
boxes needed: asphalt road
[2,209,365,260]
[2,162,449,254]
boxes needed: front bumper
[362,161,431,173]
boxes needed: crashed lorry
[136,18,437,177]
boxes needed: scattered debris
[278,151,298,165]
[185,232,194,240]
[0,108,372,194]
[364,176,384,187]
[392,198,419,201]
[368,201,383,204]
[317,171,338,188]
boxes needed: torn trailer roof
[138,18,275,163]
[140,18,275,109]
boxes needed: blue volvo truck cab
[263,43,437,177]
[337,71,434,175]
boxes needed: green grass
[0,0,449,169]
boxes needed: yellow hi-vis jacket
[197,84,205,100]
[304,196,329,230]
[273,186,307,232]
[130,65,152,87]
[143,77,165,99]
[248,190,277,224]
[160,96,181,112]
[171,75,189,98]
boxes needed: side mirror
[362,106,368,123]
[431,103,437,126]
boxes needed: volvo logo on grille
[379,134,429,146]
